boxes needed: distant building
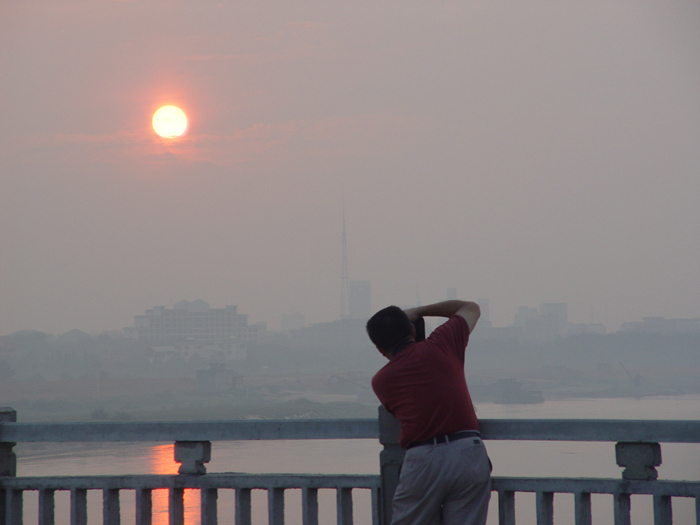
[349,280,371,320]
[620,317,700,335]
[472,325,522,341]
[567,323,607,336]
[540,303,568,338]
[514,306,539,327]
[126,300,261,345]
[510,303,569,342]
[287,318,368,352]
[196,363,242,393]
[477,298,491,326]
[280,311,306,332]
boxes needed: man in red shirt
[368,300,491,525]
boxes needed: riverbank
[2,365,697,423]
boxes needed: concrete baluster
[302,487,318,525]
[337,487,353,525]
[201,488,218,525]
[169,488,185,525]
[613,493,631,525]
[371,488,381,525]
[5,490,22,524]
[268,488,284,525]
[70,488,88,525]
[378,406,404,525]
[574,492,592,525]
[235,488,252,525]
[38,489,55,525]
[135,489,152,525]
[653,495,672,525]
[498,491,516,525]
[104,488,120,525]
[536,491,554,525]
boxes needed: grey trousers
[391,436,491,525]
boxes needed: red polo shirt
[371,315,479,449]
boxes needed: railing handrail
[0,418,378,442]
[0,473,382,491]
[2,417,699,443]
[479,419,700,443]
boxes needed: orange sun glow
[152,105,188,138]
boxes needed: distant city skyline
[7,296,700,338]
[2,0,699,336]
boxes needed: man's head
[366,305,414,356]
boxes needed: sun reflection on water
[149,444,200,524]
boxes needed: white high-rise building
[129,300,259,344]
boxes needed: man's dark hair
[366,305,412,351]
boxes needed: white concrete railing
[1,407,699,525]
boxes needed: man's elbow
[457,302,480,330]
[464,301,481,319]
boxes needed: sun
[152,105,188,138]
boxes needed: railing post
[378,406,404,525]
[0,409,17,525]
[615,442,661,480]
[175,441,211,475]
[0,408,17,476]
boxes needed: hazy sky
[1,0,699,335]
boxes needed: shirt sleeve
[371,371,387,407]
[425,315,470,361]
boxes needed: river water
[17,395,700,525]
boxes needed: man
[367,300,491,525]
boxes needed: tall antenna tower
[339,209,350,320]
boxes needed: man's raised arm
[404,300,480,333]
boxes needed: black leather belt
[408,430,480,449]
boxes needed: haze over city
[2,0,699,336]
